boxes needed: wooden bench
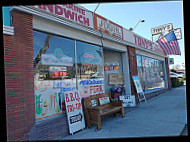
[82,93,125,130]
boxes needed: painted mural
[78,79,105,98]
[34,80,76,120]
[34,78,104,119]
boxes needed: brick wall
[127,46,138,101]
[4,10,35,141]
[4,10,69,141]
[165,58,172,89]
[28,114,69,141]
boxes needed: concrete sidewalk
[56,85,187,140]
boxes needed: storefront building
[3,4,171,141]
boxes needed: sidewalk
[56,85,187,140]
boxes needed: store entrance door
[103,49,124,94]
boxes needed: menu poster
[109,74,124,85]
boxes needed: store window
[76,41,104,98]
[33,30,76,120]
[136,55,144,89]
[33,31,105,119]
[136,55,165,92]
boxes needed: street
[56,85,187,140]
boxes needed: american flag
[156,31,181,55]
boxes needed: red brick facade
[4,10,69,141]
[4,10,35,141]
[165,58,172,89]
[127,46,139,101]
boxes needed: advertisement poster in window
[64,90,85,134]
[78,79,104,98]
[34,79,77,120]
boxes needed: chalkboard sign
[109,74,124,85]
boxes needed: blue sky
[80,1,185,69]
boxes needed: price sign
[64,90,85,134]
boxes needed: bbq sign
[64,90,85,134]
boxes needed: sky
[79,1,185,69]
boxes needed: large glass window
[76,41,104,98]
[33,30,76,120]
[136,54,166,92]
[136,55,144,90]
[34,31,76,80]
[33,31,105,120]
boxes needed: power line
[94,3,100,13]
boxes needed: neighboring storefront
[3,4,171,141]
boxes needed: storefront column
[165,58,172,89]
[127,46,138,101]
[4,10,35,141]
[121,50,131,96]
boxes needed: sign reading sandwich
[33,4,94,28]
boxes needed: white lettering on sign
[94,13,123,39]
[174,28,182,40]
[151,23,173,36]
[33,4,94,28]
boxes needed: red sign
[89,85,104,95]
[50,71,67,78]
[65,91,81,113]
[94,13,123,39]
